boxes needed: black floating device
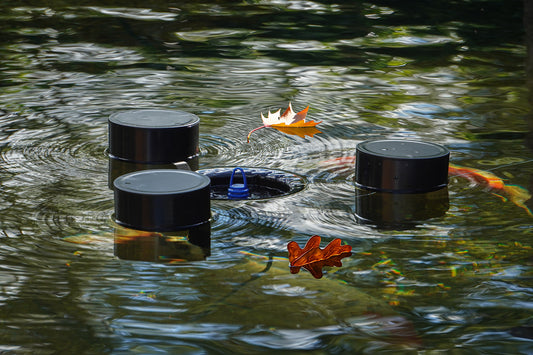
[114,169,211,232]
[355,139,450,226]
[108,109,200,186]
[355,139,449,193]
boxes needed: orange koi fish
[448,164,505,190]
[448,164,532,216]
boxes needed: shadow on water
[0,0,532,353]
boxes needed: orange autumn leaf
[271,125,322,139]
[287,235,352,279]
[247,102,322,142]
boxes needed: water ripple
[0,1,530,353]
[87,7,178,21]
[0,117,107,182]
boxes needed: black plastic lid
[109,109,200,163]
[114,169,211,231]
[355,139,449,193]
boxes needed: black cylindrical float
[114,169,211,232]
[355,139,450,226]
[108,109,200,185]
[356,139,449,193]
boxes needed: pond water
[1,0,533,353]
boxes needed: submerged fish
[449,164,532,216]
[448,164,505,190]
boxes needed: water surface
[1,0,532,353]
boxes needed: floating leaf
[287,235,352,279]
[270,125,323,139]
[247,102,322,142]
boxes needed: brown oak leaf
[287,235,352,279]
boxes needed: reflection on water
[113,223,211,262]
[1,0,532,353]
[354,187,450,228]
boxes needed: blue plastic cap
[227,167,249,199]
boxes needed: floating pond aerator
[113,169,211,232]
[113,169,211,262]
[355,139,449,193]
[354,139,450,226]
[108,109,200,186]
